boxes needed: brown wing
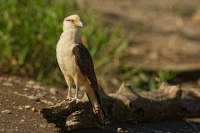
[72,43,105,124]
[72,43,99,93]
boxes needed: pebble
[39,124,47,128]
[15,127,20,131]
[2,82,13,86]
[1,129,5,132]
[28,95,40,102]
[117,128,124,133]
[1,109,12,114]
[33,85,41,89]
[27,80,35,85]
[33,124,38,127]
[25,84,32,88]
[0,77,7,81]
[31,108,37,112]
[49,88,59,95]
[18,106,23,110]
[36,93,45,98]
[7,77,13,82]
[23,88,30,91]
[24,105,31,109]
[50,96,57,101]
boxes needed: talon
[65,97,71,100]
[72,98,80,101]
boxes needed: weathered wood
[41,82,200,130]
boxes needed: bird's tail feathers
[86,93,105,126]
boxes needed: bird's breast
[56,32,88,88]
[56,42,79,77]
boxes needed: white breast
[56,32,78,77]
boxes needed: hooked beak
[76,21,83,27]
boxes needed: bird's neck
[62,28,82,44]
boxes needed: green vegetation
[118,66,178,92]
[0,0,177,92]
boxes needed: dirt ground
[0,76,200,132]
[78,0,200,71]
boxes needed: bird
[56,14,105,125]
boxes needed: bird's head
[63,14,83,31]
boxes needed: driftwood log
[41,82,200,130]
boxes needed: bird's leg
[66,86,71,99]
[74,85,79,99]
[72,85,80,102]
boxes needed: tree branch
[41,82,200,130]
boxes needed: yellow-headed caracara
[56,15,105,125]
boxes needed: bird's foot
[65,96,72,101]
[71,97,81,103]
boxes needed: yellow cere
[72,20,78,26]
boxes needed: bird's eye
[71,20,74,23]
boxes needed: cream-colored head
[63,14,83,31]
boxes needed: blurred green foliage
[0,0,81,85]
[118,66,178,92]
[0,0,176,92]
[0,0,129,88]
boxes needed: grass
[1,0,79,86]
[0,0,177,92]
